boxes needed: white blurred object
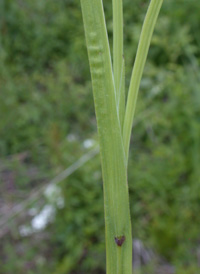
[19,204,55,236]
[44,184,65,208]
[45,184,60,201]
[67,133,77,142]
[19,225,34,237]
[83,139,95,149]
[31,204,55,231]
[133,238,153,268]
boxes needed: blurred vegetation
[0,0,200,273]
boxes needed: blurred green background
[0,0,200,273]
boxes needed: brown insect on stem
[114,235,126,247]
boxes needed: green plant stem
[81,0,132,273]
[113,0,125,128]
[123,0,164,159]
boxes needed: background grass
[0,0,200,273]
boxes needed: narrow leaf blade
[81,1,132,273]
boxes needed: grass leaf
[81,0,132,273]
[123,0,164,159]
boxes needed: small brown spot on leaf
[114,236,125,247]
